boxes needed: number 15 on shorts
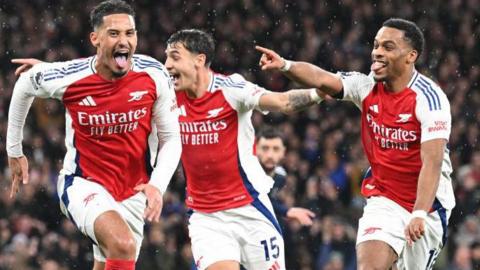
[261,236,279,261]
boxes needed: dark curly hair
[167,29,215,67]
[90,0,135,30]
[383,18,425,61]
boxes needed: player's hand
[8,156,29,198]
[134,184,163,223]
[286,207,316,226]
[255,46,287,71]
[11,58,42,76]
[404,217,426,246]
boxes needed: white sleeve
[337,71,375,108]
[24,62,71,99]
[6,73,36,157]
[7,60,81,157]
[148,71,182,194]
[416,89,451,143]
[221,73,271,113]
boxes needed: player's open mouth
[113,51,129,69]
[371,60,387,73]
[170,74,180,84]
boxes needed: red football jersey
[340,70,455,211]
[21,55,178,201]
[176,72,274,212]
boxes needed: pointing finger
[255,45,271,54]
[11,58,32,64]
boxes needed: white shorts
[57,174,146,262]
[357,196,450,270]
[188,193,285,270]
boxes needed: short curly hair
[90,0,135,30]
[383,18,425,61]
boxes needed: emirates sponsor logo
[179,120,227,133]
[78,108,148,126]
[180,120,227,145]
[367,114,417,141]
[366,113,417,151]
[78,107,148,136]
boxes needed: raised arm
[256,46,343,96]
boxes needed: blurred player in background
[255,126,315,226]
[257,18,455,269]
[165,29,323,270]
[6,1,181,269]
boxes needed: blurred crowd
[0,0,479,269]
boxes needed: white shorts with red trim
[57,174,146,262]
[357,196,450,269]
[188,193,285,270]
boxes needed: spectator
[449,245,472,270]
[471,241,480,270]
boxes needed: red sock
[105,259,135,270]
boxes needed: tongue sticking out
[371,62,385,72]
[114,55,128,69]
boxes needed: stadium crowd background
[0,0,479,269]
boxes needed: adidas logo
[178,105,187,117]
[369,104,379,113]
[79,96,97,106]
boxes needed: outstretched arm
[256,46,343,96]
[258,88,325,114]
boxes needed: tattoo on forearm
[286,91,315,112]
